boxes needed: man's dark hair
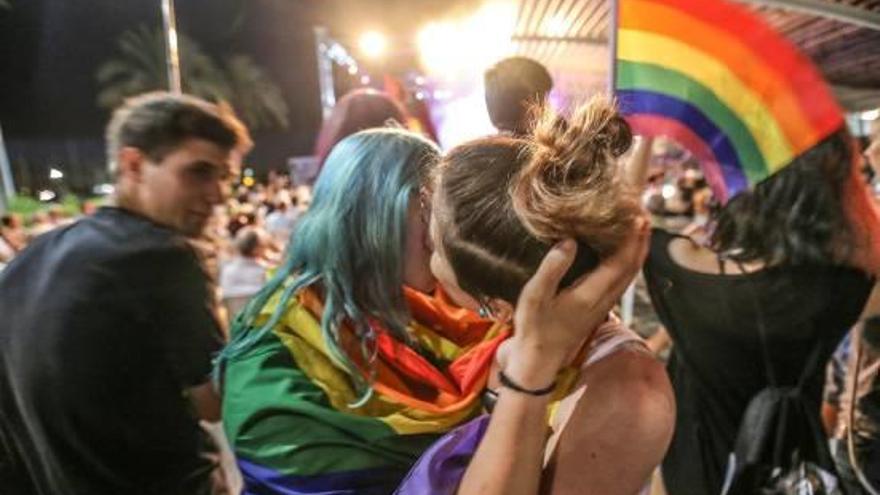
[484,57,553,135]
[105,92,252,173]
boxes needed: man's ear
[116,147,147,183]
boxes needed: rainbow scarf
[221,286,509,494]
[614,0,844,202]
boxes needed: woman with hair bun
[398,96,676,494]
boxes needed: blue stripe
[617,89,749,196]
[238,458,406,495]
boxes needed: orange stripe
[372,383,487,415]
[620,0,819,154]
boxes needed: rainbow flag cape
[221,286,509,494]
[614,0,844,202]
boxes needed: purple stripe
[238,458,405,495]
[618,89,750,197]
[394,415,491,495]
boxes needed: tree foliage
[96,25,288,131]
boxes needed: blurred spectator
[313,89,408,169]
[27,212,53,238]
[81,201,99,216]
[220,226,272,318]
[867,119,880,195]
[681,186,714,244]
[264,199,299,245]
[0,214,25,264]
[28,207,70,238]
[1,213,26,248]
[484,56,553,136]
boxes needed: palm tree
[96,25,229,110]
[224,55,289,130]
[96,25,289,131]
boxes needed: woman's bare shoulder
[544,350,675,494]
[583,348,675,433]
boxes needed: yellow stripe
[409,319,509,361]
[266,296,481,435]
[619,28,794,171]
[408,321,464,362]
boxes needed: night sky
[0,0,464,183]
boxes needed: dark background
[0,0,467,192]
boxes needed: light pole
[314,27,337,120]
[0,122,14,213]
[161,0,182,94]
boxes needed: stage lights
[358,31,387,59]
[416,2,516,80]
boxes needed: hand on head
[502,216,650,385]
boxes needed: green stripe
[617,60,767,182]
[222,329,437,476]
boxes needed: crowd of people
[0,53,879,495]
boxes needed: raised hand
[503,216,651,388]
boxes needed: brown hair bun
[512,95,640,258]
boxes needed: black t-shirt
[644,228,874,495]
[0,207,223,495]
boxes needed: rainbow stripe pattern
[222,286,509,494]
[615,0,844,201]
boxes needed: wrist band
[498,369,557,396]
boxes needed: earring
[478,300,494,319]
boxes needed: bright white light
[418,21,459,76]
[415,91,426,101]
[544,14,569,37]
[662,184,677,199]
[358,31,387,59]
[92,183,115,195]
[360,75,371,85]
[38,190,56,202]
[49,168,63,180]
[432,84,496,148]
[862,109,880,121]
[347,65,358,75]
[417,2,516,81]
[433,89,452,100]
[414,75,426,85]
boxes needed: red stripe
[635,0,842,139]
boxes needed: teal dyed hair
[216,128,440,405]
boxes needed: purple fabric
[394,415,490,495]
[237,458,404,495]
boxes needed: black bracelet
[498,369,557,396]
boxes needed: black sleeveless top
[644,228,873,494]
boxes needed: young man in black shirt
[0,92,251,494]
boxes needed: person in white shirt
[264,199,299,245]
[220,226,271,317]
